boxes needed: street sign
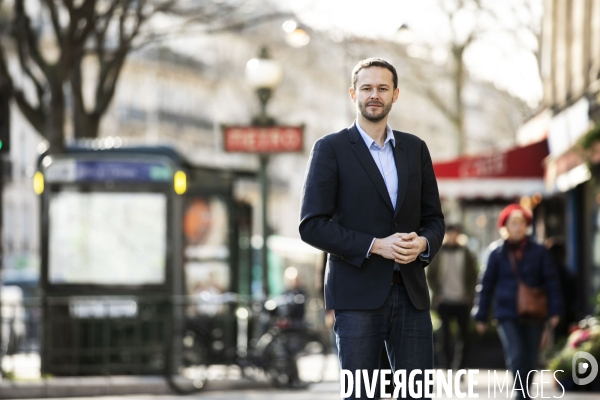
[223,126,303,153]
[43,158,173,183]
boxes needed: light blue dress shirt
[356,122,398,209]
[355,122,430,262]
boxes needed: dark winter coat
[473,237,563,322]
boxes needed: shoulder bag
[508,251,548,320]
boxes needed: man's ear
[392,87,400,103]
[349,87,357,103]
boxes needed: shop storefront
[433,139,550,261]
[544,94,600,316]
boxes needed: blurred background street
[0,0,599,398]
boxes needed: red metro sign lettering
[223,126,303,153]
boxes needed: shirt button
[394,222,398,227]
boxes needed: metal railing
[0,291,331,392]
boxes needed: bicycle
[166,292,330,394]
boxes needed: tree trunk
[70,53,100,139]
[45,81,65,153]
[73,104,101,139]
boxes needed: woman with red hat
[473,204,562,400]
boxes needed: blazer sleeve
[299,137,374,267]
[417,141,445,265]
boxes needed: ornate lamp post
[245,48,282,297]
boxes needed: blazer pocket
[329,253,352,263]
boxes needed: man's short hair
[351,58,398,90]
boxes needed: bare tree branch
[3,0,296,145]
[133,11,293,50]
[42,0,63,44]
[13,0,51,80]
[15,35,45,102]
[0,43,45,131]
[12,89,44,132]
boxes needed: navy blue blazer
[473,237,563,322]
[299,124,445,310]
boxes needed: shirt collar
[355,121,395,149]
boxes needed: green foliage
[581,123,600,150]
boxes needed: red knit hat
[497,204,533,229]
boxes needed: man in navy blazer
[300,58,444,399]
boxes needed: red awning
[433,140,549,199]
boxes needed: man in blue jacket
[300,58,445,399]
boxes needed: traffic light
[0,83,10,153]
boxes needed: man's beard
[358,100,393,122]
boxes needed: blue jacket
[473,237,563,322]
[299,124,445,311]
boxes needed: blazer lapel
[348,124,395,212]
[393,131,409,218]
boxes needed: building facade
[538,0,600,315]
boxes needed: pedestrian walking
[473,204,563,400]
[426,224,478,370]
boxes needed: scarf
[507,237,528,262]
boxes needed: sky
[285,0,544,107]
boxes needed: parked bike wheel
[260,329,328,388]
[166,328,210,394]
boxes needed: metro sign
[223,126,303,153]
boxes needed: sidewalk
[0,373,273,399]
[1,353,598,399]
[0,356,272,399]
[2,372,599,399]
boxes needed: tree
[0,0,289,152]
[397,0,541,155]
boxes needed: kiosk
[36,145,252,376]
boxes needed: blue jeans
[334,283,433,399]
[497,320,544,400]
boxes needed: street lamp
[396,23,415,45]
[246,48,283,126]
[245,47,282,297]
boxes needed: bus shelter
[35,145,253,376]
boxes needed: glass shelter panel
[48,192,167,285]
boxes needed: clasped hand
[372,232,427,264]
